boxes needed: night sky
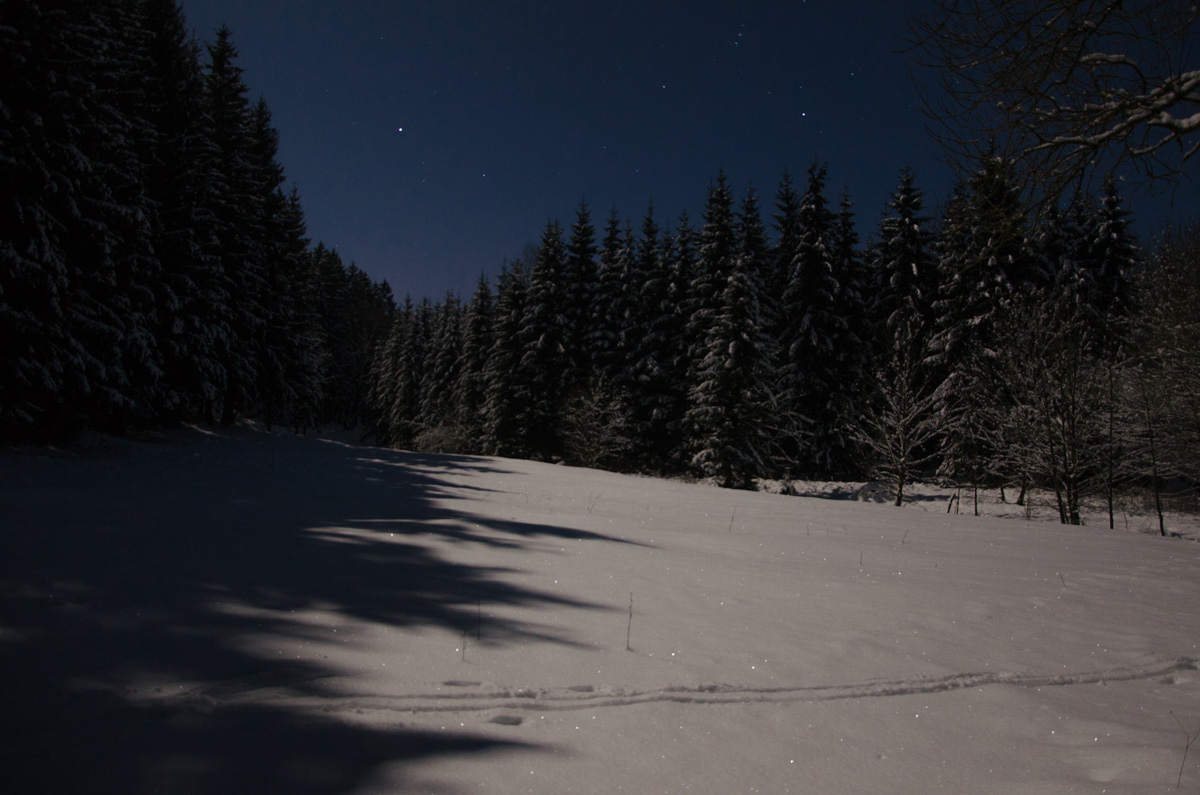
[177,1,1194,302]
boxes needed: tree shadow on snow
[0,427,613,793]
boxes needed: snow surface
[2,426,1198,794]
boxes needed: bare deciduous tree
[990,302,1108,525]
[910,1,1200,204]
[558,376,635,470]
[856,323,941,507]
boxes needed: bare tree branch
[909,1,1200,208]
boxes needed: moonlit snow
[2,426,1197,793]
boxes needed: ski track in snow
[173,656,1197,718]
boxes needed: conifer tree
[860,172,942,502]
[453,274,493,451]
[386,297,426,448]
[247,97,297,429]
[931,154,1033,370]
[140,0,227,421]
[685,184,774,488]
[368,305,404,445]
[277,189,326,433]
[627,205,678,467]
[483,262,529,457]
[1082,176,1138,345]
[684,172,738,407]
[770,172,803,340]
[516,221,574,459]
[1034,201,1088,308]
[829,189,870,476]
[931,155,1032,504]
[662,212,698,468]
[417,293,464,448]
[589,210,635,383]
[565,200,599,375]
[204,25,265,424]
[778,163,846,477]
[870,169,937,339]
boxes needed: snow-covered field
[2,426,1198,794]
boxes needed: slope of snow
[1,426,1197,793]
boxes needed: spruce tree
[247,97,295,429]
[140,0,227,422]
[564,200,598,375]
[870,169,937,339]
[517,221,573,459]
[1083,176,1138,346]
[455,274,494,452]
[828,189,871,477]
[685,182,773,488]
[627,205,677,468]
[663,212,698,468]
[278,188,326,433]
[770,171,803,338]
[930,155,1032,505]
[204,25,264,424]
[387,297,425,448]
[860,171,942,501]
[483,261,529,457]
[589,210,635,383]
[778,163,846,477]
[684,172,738,414]
[418,292,464,447]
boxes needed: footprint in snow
[490,715,523,726]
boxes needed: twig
[729,505,737,533]
[460,630,467,662]
[626,592,633,651]
[1172,711,1200,789]
[1058,572,1067,589]
[901,528,911,544]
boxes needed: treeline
[0,0,393,439]
[368,162,1199,528]
[4,3,1195,529]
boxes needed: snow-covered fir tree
[454,274,494,452]
[516,221,574,459]
[777,163,848,478]
[626,205,677,467]
[827,189,871,477]
[417,292,464,448]
[684,172,738,402]
[685,185,775,489]
[589,210,636,383]
[860,171,942,503]
[870,169,938,340]
[564,201,599,375]
[661,212,699,468]
[1082,176,1138,346]
[483,261,530,457]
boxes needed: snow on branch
[910,0,1200,205]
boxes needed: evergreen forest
[3,1,1198,528]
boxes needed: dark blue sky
[178,1,1193,301]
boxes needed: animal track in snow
[190,656,1197,718]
